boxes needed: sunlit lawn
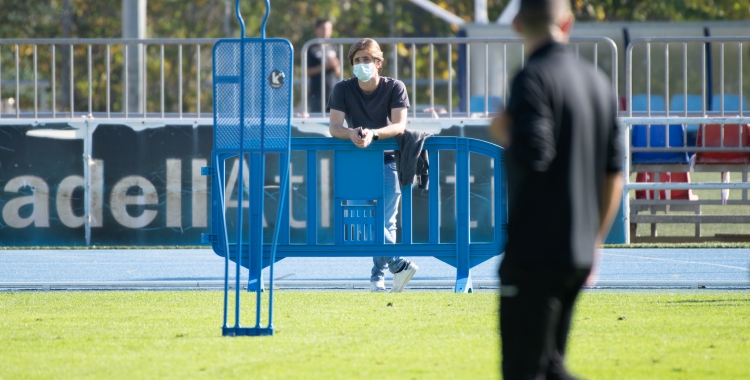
[1,291,749,379]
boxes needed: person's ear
[512,16,523,34]
[559,13,574,36]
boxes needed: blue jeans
[371,162,408,282]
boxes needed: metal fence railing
[0,37,617,121]
[622,37,750,243]
[625,37,750,152]
[0,38,219,119]
[7,35,750,243]
[301,37,618,118]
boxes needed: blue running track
[1,249,748,289]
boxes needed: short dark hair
[515,0,571,36]
[315,19,331,29]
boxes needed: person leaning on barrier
[307,18,341,114]
[489,0,624,378]
[327,38,418,293]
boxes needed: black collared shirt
[502,41,622,270]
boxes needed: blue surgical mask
[353,63,376,82]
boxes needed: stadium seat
[711,94,749,113]
[694,122,750,205]
[469,95,502,114]
[695,94,750,164]
[631,95,689,164]
[670,94,706,147]
[635,172,698,200]
[694,123,750,164]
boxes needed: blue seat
[631,95,689,164]
[711,94,749,112]
[469,95,502,113]
[670,94,706,147]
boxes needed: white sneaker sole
[370,281,386,293]
[390,264,418,293]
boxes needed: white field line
[1,279,748,290]
[603,252,750,271]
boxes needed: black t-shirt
[307,45,339,98]
[326,77,410,163]
[502,41,622,271]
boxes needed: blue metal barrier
[204,136,507,294]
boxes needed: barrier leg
[455,256,473,293]
[604,200,627,244]
[455,146,473,293]
[248,152,265,295]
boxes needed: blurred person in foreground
[489,0,624,378]
[327,38,418,293]
[307,18,340,114]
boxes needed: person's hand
[350,127,369,148]
[349,128,363,147]
[585,243,602,286]
[489,112,512,148]
[585,264,599,287]
[350,127,373,148]
[361,128,373,148]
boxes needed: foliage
[0,1,507,113]
[573,0,750,21]
[0,1,747,113]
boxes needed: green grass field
[1,291,749,379]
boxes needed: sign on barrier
[0,124,213,246]
[0,123,503,246]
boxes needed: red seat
[635,172,698,200]
[695,124,750,164]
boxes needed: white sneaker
[370,279,386,292]
[391,262,418,293]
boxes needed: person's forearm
[598,173,624,240]
[372,122,405,140]
[329,123,352,140]
[307,65,323,76]
[587,172,623,286]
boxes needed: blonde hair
[347,38,384,74]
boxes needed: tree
[1,0,747,113]
[573,0,750,21]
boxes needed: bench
[624,93,750,241]
[628,122,750,242]
[628,94,700,239]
